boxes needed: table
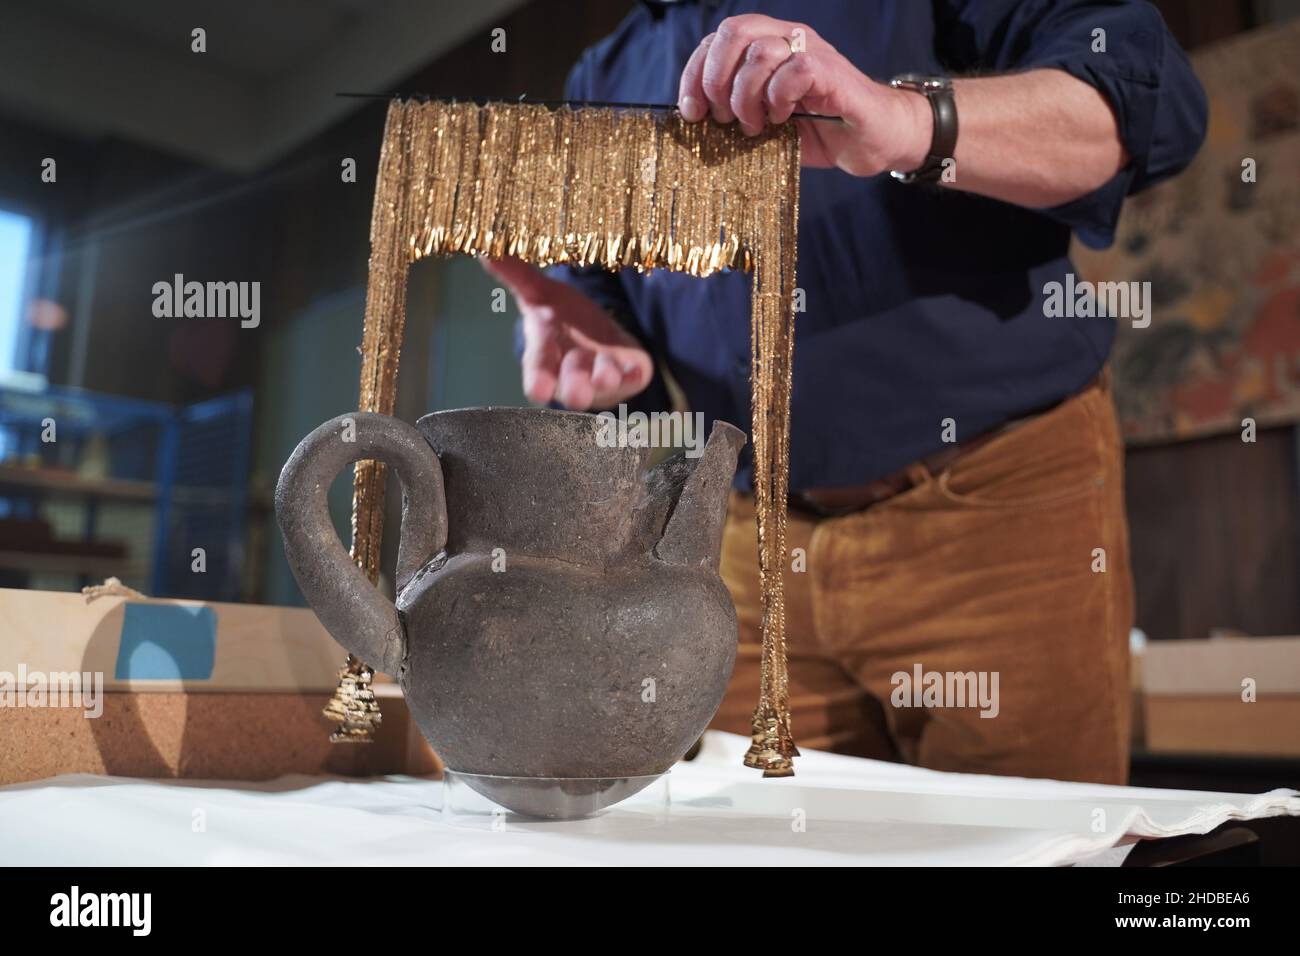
[2,732,1296,866]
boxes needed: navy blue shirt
[547,0,1207,491]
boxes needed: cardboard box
[1142,636,1300,757]
[1,587,352,692]
[0,588,440,784]
[1,684,439,784]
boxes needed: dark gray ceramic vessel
[275,406,744,817]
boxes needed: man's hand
[481,257,653,411]
[676,14,1129,208]
[676,14,930,176]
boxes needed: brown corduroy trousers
[711,376,1135,784]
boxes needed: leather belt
[789,427,1002,518]
[788,375,1102,519]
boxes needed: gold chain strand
[323,101,412,741]
[336,101,800,773]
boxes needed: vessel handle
[275,412,447,674]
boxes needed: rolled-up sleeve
[934,0,1208,248]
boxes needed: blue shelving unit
[0,384,254,601]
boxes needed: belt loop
[905,462,932,487]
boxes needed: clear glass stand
[441,769,671,830]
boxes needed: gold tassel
[743,704,796,778]
[339,101,801,773]
[322,655,382,742]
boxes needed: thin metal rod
[336,91,841,122]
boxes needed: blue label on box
[114,603,217,681]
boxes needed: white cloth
[2,732,1295,866]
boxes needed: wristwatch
[888,74,958,184]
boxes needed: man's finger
[520,307,562,404]
[596,351,648,407]
[479,255,552,306]
[556,347,597,411]
[701,24,748,123]
[765,52,818,124]
[590,351,624,399]
[678,33,715,122]
[731,37,793,134]
[701,14,795,123]
[564,320,653,391]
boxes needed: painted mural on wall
[1072,19,1300,443]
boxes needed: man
[485,0,1206,784]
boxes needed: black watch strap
[888,74,958,184]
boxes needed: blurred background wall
[0,0,627,605]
